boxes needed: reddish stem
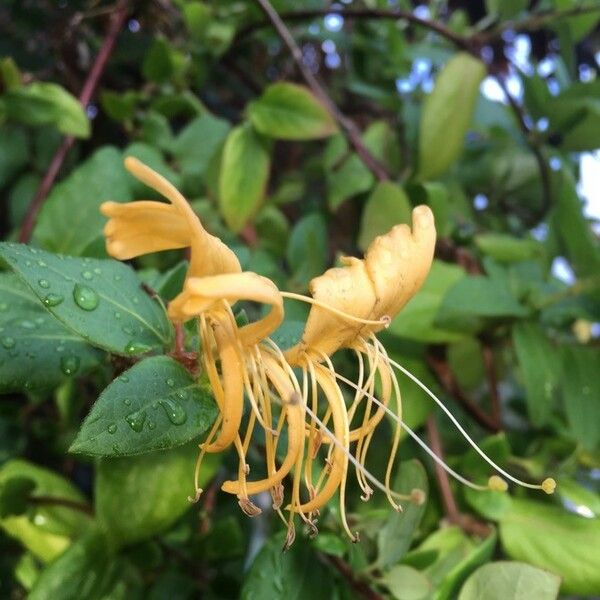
[19,0,131,243]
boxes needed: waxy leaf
[377,460,429,569]
[3,82,89,138]
[418,53,486,180]
[499,498,600,595]
[0,273,100,393]
[29,528,128,600]
[33,147,132,257]
[0,243,173,356]
[459,561,561,600]
[561,345,600,450]
[242,532,334,600]
[219,123,270,232]
[512,322,560,427]
[71,356,216,457]
[95,442,219,547]
[248,82,337,140]
[0,460,92,562]
[358,181,412,251]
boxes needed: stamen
[385,354,556,493]
[333,371,488,492]
[280,291,390,328]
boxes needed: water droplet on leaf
[43,293,64,307]
[125,409,147,432]
[108,424,117,434]
[159,398,187,425]
[166,378,175,387]
[60,355,80,376]
[38,279,50,288]
[1,337,16,349]
[124,341,151,355]
[73,284,99,311]
[82,271,93,280]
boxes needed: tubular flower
[101,158,304,517]
[101,158,556,547]
[281,206,555,541]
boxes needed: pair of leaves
[219,83,336,232]
[0,242,172,357]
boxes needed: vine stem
[252,0,390,182]
[19,0,131,244]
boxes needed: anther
[238,497,262,517]
[271,483,284,510]
[488,475,508,492]
[542,478,556,494]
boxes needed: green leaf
[0,273,100,393]
[241,532,335,600]
[561,345,600,450]
[100,90,139,123]
[411,526,497,600]
[388,260,466,343]
[499,498,600,595]
[485,0,528,19]
[512,323,560,427]
[33,147,133,256]
[0,243,173,356]
[219,123,270,232]
[3,82,90,138]
[286,213,328,290]
[182,1,212,41]
[436,275,529,333]
[418,53,486,180]
[458,561,561,600]
[552,169,600,278]
[95,442,217,547]
[376,460,428,569]
[248,82,337,140]
[29,528,129,600]
[358,182,412,251]
[142,37,175,84]
[0,125,28,187]
[327,153,374,211]
[0,460,91,562]
[171,113,230,187]
[71,356,216,457]
[382,565,431,600]
[0,477,36,518]
[475,234,542,263]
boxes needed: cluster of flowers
[101,158,555,546]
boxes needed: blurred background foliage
[0,0,599,598]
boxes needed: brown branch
[19,0,131,243]
[493,75,552,218]
[324,555,383,600]
[426,417,491,538]
[29,495,94,516]
[481,340,502,428]
[237,8,473,53]
[252,0,390,182]
[427,350,500,433]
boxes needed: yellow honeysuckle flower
[101,158,304,517]
[101,158,555,548]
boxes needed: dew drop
[114,311,121,320]
[166,377,175,387]
[114,274,122,282]
[176,389,187,400]
[132,297,139,305]
[60,355,80,376]
[20,320,36,330]
[1,336,16,349]
[125,409,147,433]
[82,271,93,280]
[93,268,102,275]
[124,341,152,355]
[108,424,117,434]
[37,260,47,267]
[25,260,32,267]
[119,374,129,383]
[123,398,132,406]
[56,345,65,353]
[38,279,50,289]
[73,284,99,311]
[158,398,187,425]
[43,293,64,307]
[147,420,156,430]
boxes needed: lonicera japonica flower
[101,157,555,548]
